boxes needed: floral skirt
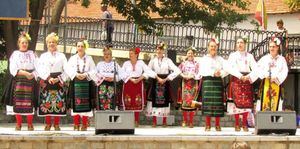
[96,81,115,110]
[121,80,144,111]
[260,78,281,111]
[180,79,199,111]
[38,72,67,116]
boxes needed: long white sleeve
[86,56,96,81]
[275,57,288,85]
[9,51,19,77]
[141,60,157,79]
[59,55,69,82]
[247,54,259,83]
[225,53,243,79]
[166,59,180,80]
[66,56,78,80]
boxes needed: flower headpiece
[50,32,59,41]
[187,46,196,51]
[20,32,31,41]
[157,41,167,50]
[135,47,141,55]
[271,36,281,46]
[83,40,89,49]
[241,35,249,43]
[210,38,219,46]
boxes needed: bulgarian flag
[255,0,268,30]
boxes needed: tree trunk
[3,21,19,58]
[28,0,47,51]
[48,0,65,34]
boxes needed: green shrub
[0,60,7,108]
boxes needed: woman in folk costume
[256,37,288,112]
[3,33,39,131]
[146,42,181,127]
[226,37,258,132]
[38,32,68,131]
[178,48,201,128]
[121,47,156,127]
[66,40,95,131]
[199,39,227,131]
[93,47,124,111]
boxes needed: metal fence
[19,16,300,65]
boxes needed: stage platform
[0,123,300,149]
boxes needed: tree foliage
[284,0,300,11]
[102,0,249,33]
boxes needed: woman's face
[208,42,217,56]
[129,50,137,61]
[18,37,28,52]
[269,42,279,57]
[186,50,194,61]
[236,38,245,52]
[103,50,112,62]
[76,42,85,54]
[47,38,58,52]
[156,47,164,58]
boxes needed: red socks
[73,115,80,126]
[45,116,60,125]
[162,117,167,124]
[242,112,248,127]
[205,116,211,126]
[206,116,220,126]
[153,116,157,125]
[82,116,88,126]
[215,117,220,127]
[15,115,22,126]
[27,115,33,126]
[234,114,240,126]
[16,114,34,126]
[183,111,188,122]
[189,112,194,124]
[234,113,248,126]
[134,112,140,124]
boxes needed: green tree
[1,0,47,58]
[284,0,300,11]
[1,0,90,59]
[102,0,249,33]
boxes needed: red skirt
[229,76,254,108]
[121,80,144,111]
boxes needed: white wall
[233,13,300,34]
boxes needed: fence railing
[19,16,300,68]
[250,36,300,68]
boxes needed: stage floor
[1,124,300,149]
[0,123,299,136]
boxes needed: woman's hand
[214,70,221,77]
[105,77,114,82]
[26,72,34,80]
[76,73,86,80]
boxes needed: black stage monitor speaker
[255,111,297,135]
[95,111,135,135]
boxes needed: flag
[255,0,268,30]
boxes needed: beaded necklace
[77,55,86,73]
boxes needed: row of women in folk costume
[4,32,288,132]
[200,37,288,132]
